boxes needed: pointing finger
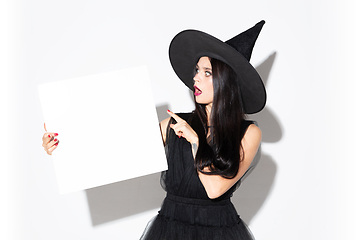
[169,123,183,138]
[167,110,184,123]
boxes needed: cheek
[207,79,214,94]
[203,81,214,101]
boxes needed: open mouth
[194,86,202,96]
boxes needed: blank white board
[38,66,167,194]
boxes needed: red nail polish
[48,135,51,138]
[54,133,58,136]
[55,142,59,146]
[167,109,170,112]
[54,138,57,142]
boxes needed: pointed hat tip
[257,20,265,26]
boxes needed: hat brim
[169,30,266,114]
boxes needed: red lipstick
[194,86,202,96]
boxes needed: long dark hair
[193,57,245,179]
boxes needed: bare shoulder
[242,123,262,152]
[234,123,261,183]
[159,117,171,143]
[245,123,262,139]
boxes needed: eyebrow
[196,65,212,71]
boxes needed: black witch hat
[169,20,266,114]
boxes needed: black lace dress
[140,113,259,240]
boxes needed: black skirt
[140,193,253,240]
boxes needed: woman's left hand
[167,110,198,145]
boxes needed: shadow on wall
[232,52,280,224]
[86,104,170,226]
[86,172,166,226]
[233,153,277,224]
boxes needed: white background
[3,0,360,239]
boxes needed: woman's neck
[205,103,212,126]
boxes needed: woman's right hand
[42,123,59,155]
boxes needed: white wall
[6,0,360,239]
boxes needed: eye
[205,71,212,77]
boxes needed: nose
[193,72,200,83]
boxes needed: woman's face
[193,56,214,106]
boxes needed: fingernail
[54,133,58,136]
[48,135,51,138]
[167,109,170,112]
[55,142,59,146]
[54,138,58,142]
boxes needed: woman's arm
[166,110,199,157]
[166,111,261,199]
[198,124,261,199]
[159,117,171,145]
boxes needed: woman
[43,21,266,239]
